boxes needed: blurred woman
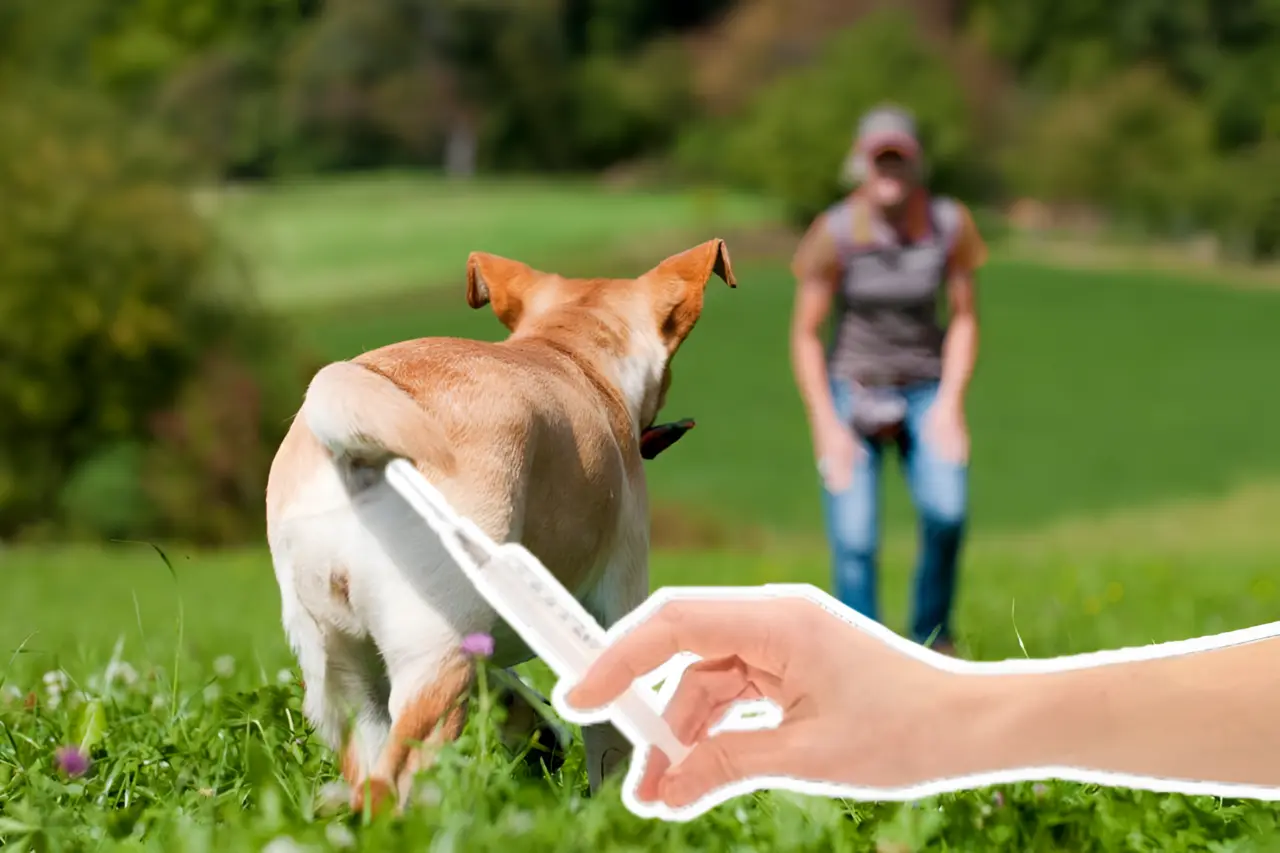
[788,105,987,654]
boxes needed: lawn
[3,486,1280,851]
[206,172,781,309]
[4,174,1280,850]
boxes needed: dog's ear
[466,252,540,329]
[643,238,736,354]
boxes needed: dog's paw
[349,777,395,818]
[315,780,351,816]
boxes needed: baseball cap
[854,105,921,160]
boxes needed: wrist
[934,386,965,413]
[916,668,1066,782]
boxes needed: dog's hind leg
[325,634,393,813]
[365,643,473,814]
[286,605,392,812]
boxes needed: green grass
[6,173,1280,849]
[3,486,1280,851]
[206,172,781,309]
[289,255,1280,540]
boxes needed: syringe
[383,458,692,768]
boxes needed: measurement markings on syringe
[518,568,606,651]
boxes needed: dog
[264,239,736,815]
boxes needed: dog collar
[639,419,695,460]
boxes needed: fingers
[664,658,752,744]
[565,599,800,711]
[655,726,803,809]
[663,657,763,745]
[819,455,853,493]
[635,746,669,802]
[819,429,861,492]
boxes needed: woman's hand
[813,415,860,493]
[563,594,966,812]
[924,397,969,464]
[564,590,1280,818]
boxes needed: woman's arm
[564,594,1280,812]
[941,634,1280,787]
[937,272,977,411]
[789,214,841,429]
[935,206,987,411]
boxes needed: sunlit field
[4,175,1279,851]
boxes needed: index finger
[564,596,799,710]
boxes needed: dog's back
[268,335,634,609]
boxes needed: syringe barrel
[484,549,692,765]
[613,684,692,767]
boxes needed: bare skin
[564,593,1280,812]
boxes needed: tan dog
[264,239,736,814]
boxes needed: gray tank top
[824,194,964,386]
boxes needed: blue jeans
[821,377,967,646]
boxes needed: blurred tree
[680,9,983,225]
[0,84,307,544]
[89,0,318,101]
[2,0,734,178]
[1000,66,1219,236]
[965,0,1280,153]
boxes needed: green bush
[567,37,695,170]
[0,84,307,545]
[153,42,285,180]
[1204,137,1280,262]
[275,0,448,174]
[1000,66,1220,236]
[675,10,984,226]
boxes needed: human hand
[924,398,969,464]
[813,415,860,493]
[562,589,968,815]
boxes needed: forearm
[937,313,977,409]
[935,636,1280,786]
[790,305,837,425]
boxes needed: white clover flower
[262,836,309,853]
[105,661,139,688]
[325,823,357,849]
[414,781,443,808]
[315,781,350,815]
[503,811,534,834]
[213,656,236,679]
[202,684,221,703]
[276,669,293,685]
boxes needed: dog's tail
[301,361,456,473]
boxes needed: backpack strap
[823,195,879,267]
[827,193,964,266]
[928,195,964,254]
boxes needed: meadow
[3,175,1280,851]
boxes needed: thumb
[658,726,802,810]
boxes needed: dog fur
[264,240,736,814]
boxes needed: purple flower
[55,745,89,778]
[992,791,1005,808]
[461,633,495,658]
